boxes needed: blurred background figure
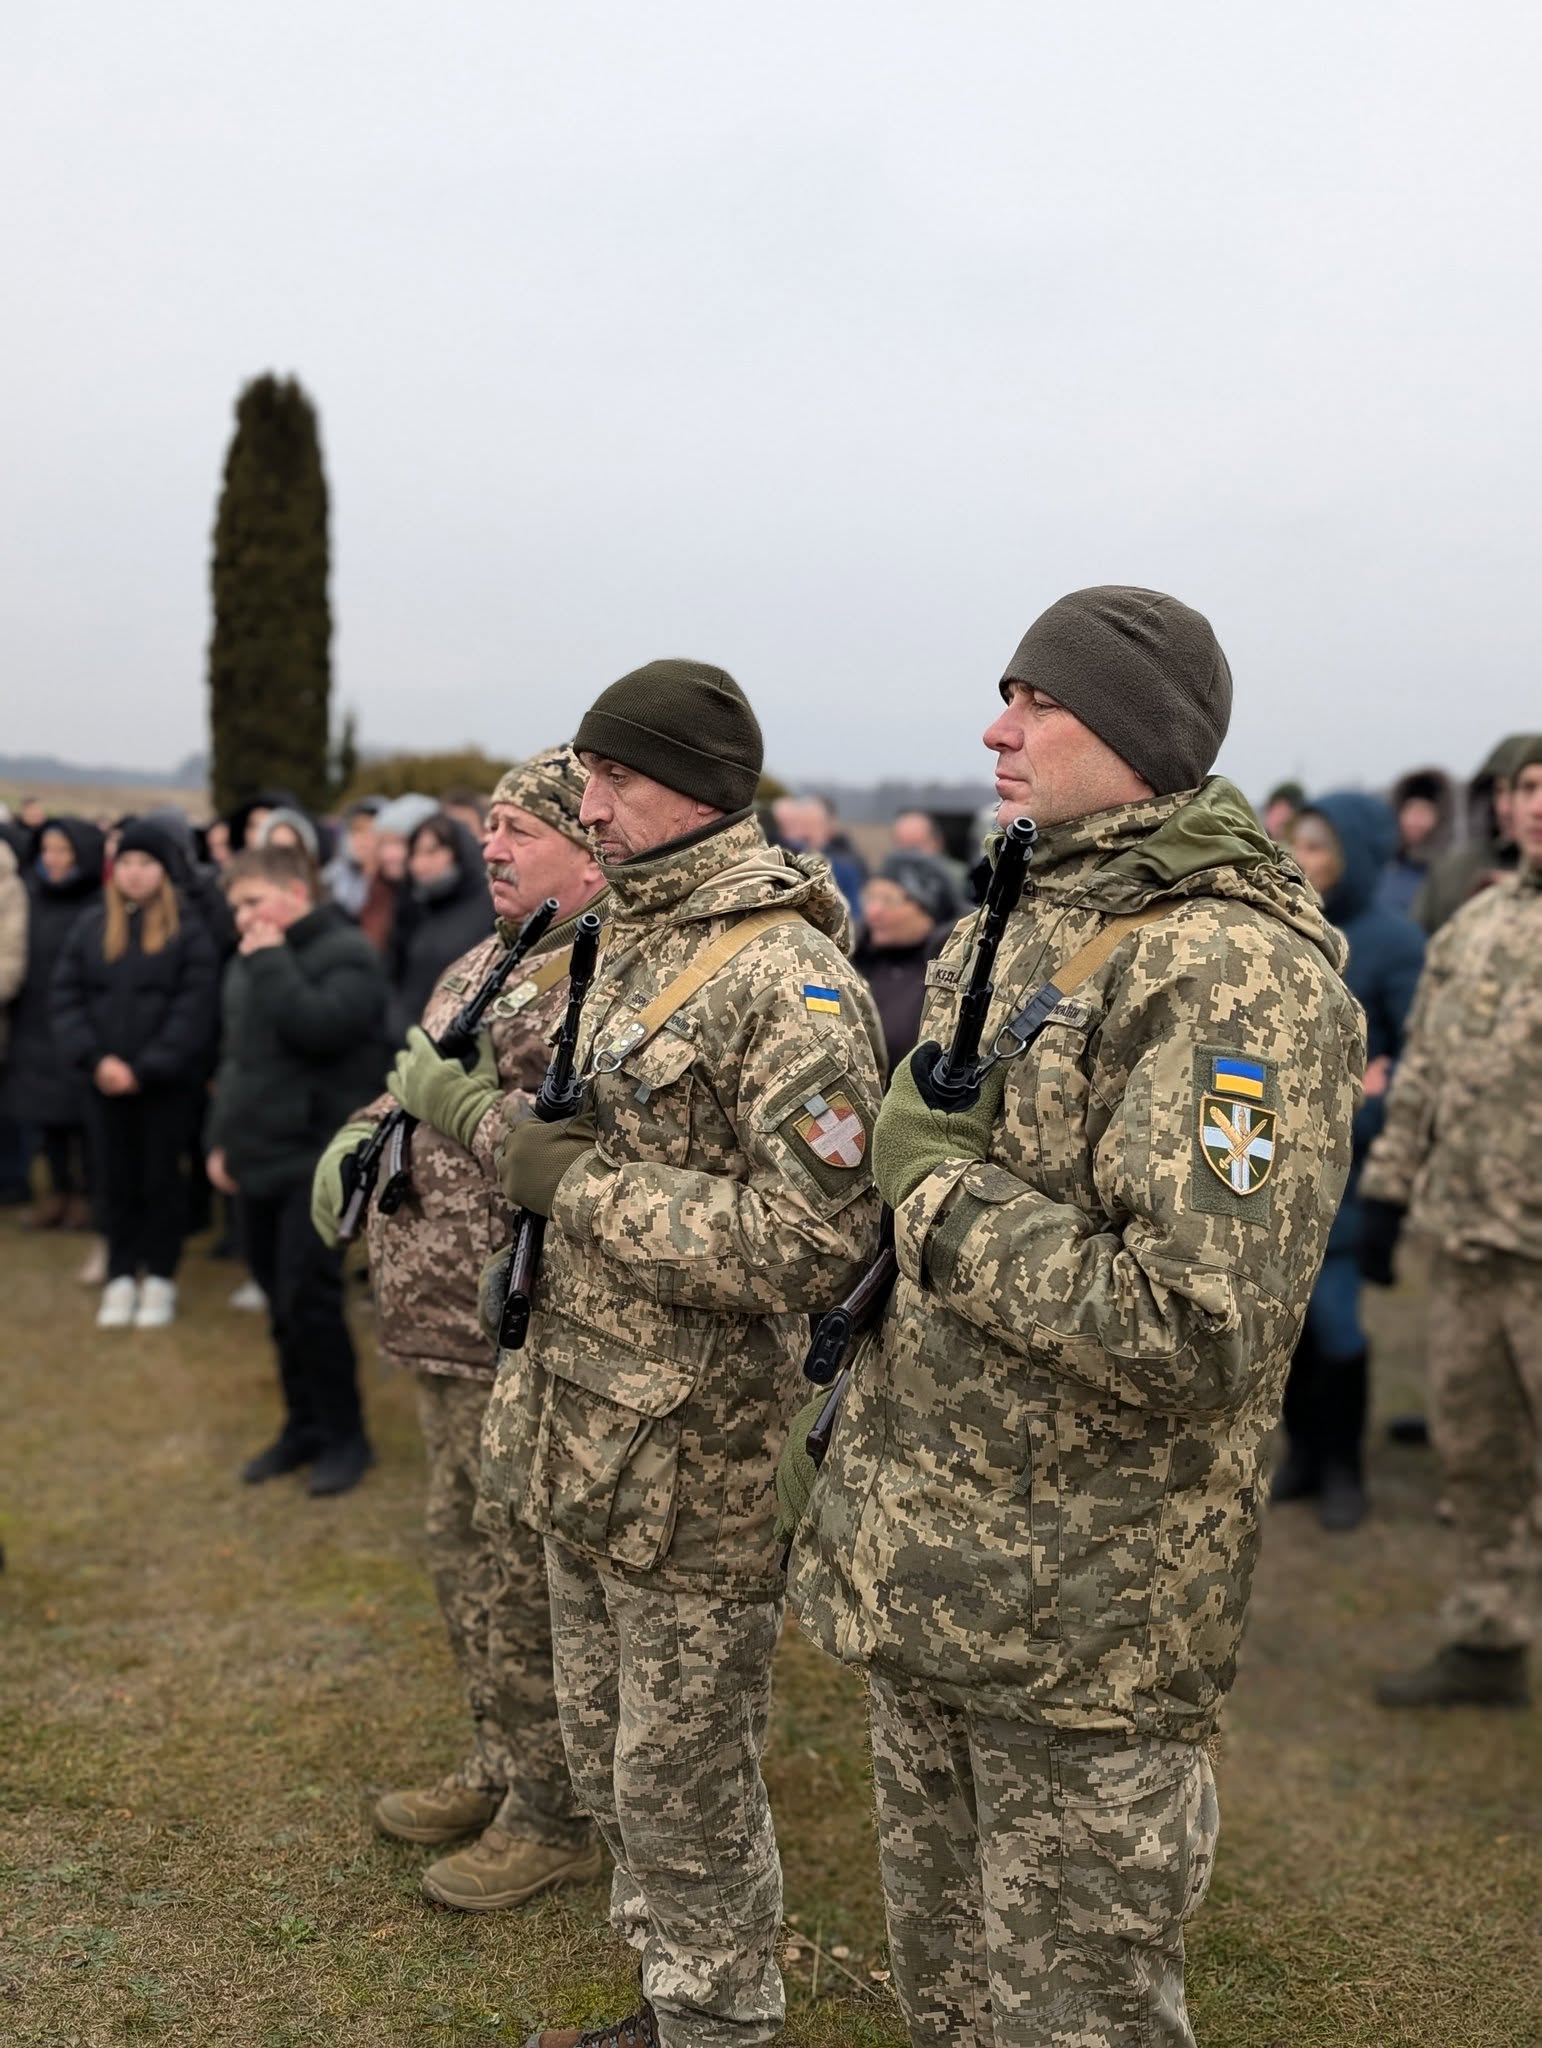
[387,812,493,1043]
[323,796,384,917]
[852,850,962,1068]
[1376,768,1454,919]
[889,807,970,899]
[254,805,323,865]
[361,792,438,957]
[1276,793,1424,1528]
[439,787,489,841]
[1261,780,1306,842]
[1414,733,1538,933]
[52,820,219,1329]
[0,817,105,1231]
[203,817,232,870]
[778,793,867,913]
[0,824,29,1206]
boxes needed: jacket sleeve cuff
[892,1157,978,1285]
[549,1147,607,1239]
[896,1158,1029,1293]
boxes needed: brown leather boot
[522,2001,660,2048]
[421,1827,602,1911]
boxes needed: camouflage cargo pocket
[537,1350,692,1573]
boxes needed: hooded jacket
[792,779,1364,1740]
[52,892,220,1088]
[0,818,106,1126]
[1296,793,1425,1253]
[1412,736,1535,934]
[387,818,494,1042]
[478,812,886,1597]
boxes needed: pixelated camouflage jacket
[1360,862,1542,1260]
[360,906,602,1379]
[479,813,886,1596]
[791,778,1365,1740]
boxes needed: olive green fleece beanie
[999,587,1232,796]
[573,659,763,812]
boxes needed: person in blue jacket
[1277,792,1426,1527]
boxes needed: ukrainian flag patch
[1212,1056,1266,1101]
[803,983,842,1015]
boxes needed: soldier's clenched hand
[500,1112,599,1217]
[310,1119,377,1247]
[387,1027,500,1150]
[871,1041,1007,1213]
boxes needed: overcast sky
[4,2,1539,799]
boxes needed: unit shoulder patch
[1189,1046,1280,1218]
[789,1088,867,1168]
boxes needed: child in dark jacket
[1279,793,1427,1528]
[53,820,218,1329]
[206,843,390,1497]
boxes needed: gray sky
[4,1,1540,800]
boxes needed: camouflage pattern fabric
[869,1675,1218,2048]
[1361,864,1542,1259]
[793,780,1365,1741]
[1424,1250,1542,1650]
[416,1372,589,1847]
[480,812,885,1596]
[545,1536,785,2048]
[361,913,587,1379]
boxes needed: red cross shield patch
[789,1089,868,1170]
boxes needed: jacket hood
[225,787,304,850]
[602,812,854,952]
[39,816,107,896]
[1299,791,1396,923]
[1009,777,1348,974]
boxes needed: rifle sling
[591,908,805,1071]
[993,908,1170,1054]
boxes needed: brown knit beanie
[573,659,763,812]
[490,745,591,848]
[999,587,1232,795]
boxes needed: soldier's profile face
[1513,764,1542,865]
[982,683,1151,829]
[483,802,596,919]
[577,753,713,863]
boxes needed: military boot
[373,1781,501,1845]
[1375,1645,1531,1709]
[522,1999,659,2048]
[421,1825,603,1911]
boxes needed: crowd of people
[3,618,1539,2046]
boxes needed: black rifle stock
[800,817,1038,1457]
[498,910,604,1350]
[335,897,559,1244]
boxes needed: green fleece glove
[479,1243,513,1346]
[870,1041,1008,1213]
[773,1391,831,1551]
[310,1120,377,1248]
[499,1113,599,1218]
[387,1027,499,1151]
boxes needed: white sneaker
[134,1277,178,1328]
[228,1278,267,1312]
[77,1239,108,1287]
[97,1277,139,1329]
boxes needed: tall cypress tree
[208,375,331,815]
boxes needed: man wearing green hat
[790,588,1364,2046]
[482,661,885,2048]
[312,747,606,1912]
[1364,734,1542,1711]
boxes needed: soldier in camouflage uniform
[791,588,1364,2048]
[1362,736,1542,1710]
[478,660,885,2048]
[311,748,606,1908]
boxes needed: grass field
[2,1211,1538,2047]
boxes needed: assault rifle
[335,897,559,1245]
[801,815,1038,1468]
[497,909,604,1349]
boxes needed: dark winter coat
[207,903,390,1197]
[1304,792,1426,1252]
[852,921,954,1069]
[52,898,220,1089]
[0,818,105,1126]
[386,820,493,1043]
[1375,768,1455,920]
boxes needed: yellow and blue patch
[803,983,842,1016]
[1212,1055,1266,1101]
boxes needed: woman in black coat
[53,820,218,1328]
[385,814,492,1043]
[0,816,105,1225]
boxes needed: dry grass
[1,1212,1538,2047]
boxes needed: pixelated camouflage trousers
[868,1675,1219,2048]
[1428,1250,1542,1650]
[544,1536,785,2048]
[415,1372,589,1848]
